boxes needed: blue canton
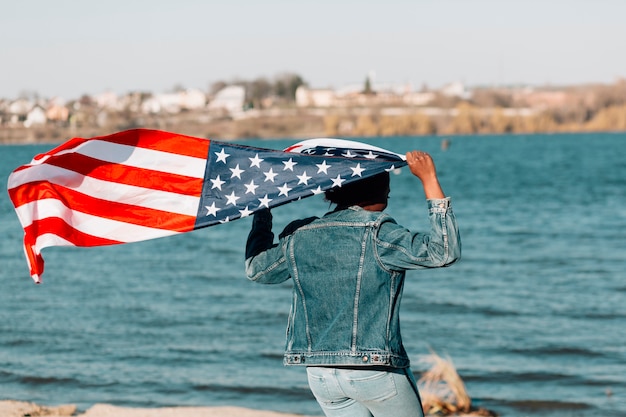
[195,141,405,228]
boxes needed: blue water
[1,133,625,416]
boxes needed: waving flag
[8,129,406,283]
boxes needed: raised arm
[245,209,291,284]
[405,150,445,200]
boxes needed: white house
[295,86,335,107]
[179,88,207,110]
[24,105,47,127]
[8,98,33,119]
[142,89,207,114]
[142,94,180,114]
[208,86,245,114]
[94,91,121,110]
[440,81,469,98]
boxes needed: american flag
[7,129,406,283]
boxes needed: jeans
[306,367,424,417]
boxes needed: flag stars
[258,194,273,208]
[282,158,297,171]
[201,144,400,227]
[350,163,365,177]
[263,168,278,182]
[249,154,264,168]
[205,202,220,217]
[244,180,259,194]
[297,171,312,185]
[239,206,253,217]
[225,191,240,206]
[331,174,345,188]
[210,175,226,190]
[229,164,245,179]
[215,148,230,163]
[278,183,292,197]
[316,160,331,174]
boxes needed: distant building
[8,98,33,123]
[46,97,69,123]
[180,89,207,110]
[208,86,245,114]
[142,93,180,114]
[440,81,469,98]
[295,86,335,107]
[24,105,47,127]
[94,91,121,110]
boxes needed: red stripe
[32,136,91,162]
[31,129,210,163]
[23,240,43,283]
[25,217,123,247]
[42,152,204,196]
[9,181,198,232]
[22,217,124,281]
[97,129,210,159]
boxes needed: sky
[2,0,625,99]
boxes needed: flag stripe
[30,129,210,162]
[41,152,205,196]
[18,199,185,243]
[8,129,408,283]
[96,129,210,159]
[9,166,201,218]
[12,183,198,233]
[64,139,208,179]
[25,217,123,247]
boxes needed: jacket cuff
[427,197,451,213]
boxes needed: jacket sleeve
[245,209,291,284]
[375,197,461,271]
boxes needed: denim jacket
[245,198,461,368]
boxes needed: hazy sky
[2,0,625,99]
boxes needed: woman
[245,151,461,417]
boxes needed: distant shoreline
[2,110,626,146]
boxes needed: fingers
[405,150,432,164]
[405,150,437,180]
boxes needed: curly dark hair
[324,172,390,208]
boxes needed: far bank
[2,104,626,145]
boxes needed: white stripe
[17,199,182,243]
[34,233,74,249]
[8,164,200,217]
[79,140,207,177]
[28,139,206,178]
[286,138,406,159]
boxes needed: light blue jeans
[306,367,424,417]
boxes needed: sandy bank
[0,401,315,417]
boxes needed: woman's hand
[405,151,445,199]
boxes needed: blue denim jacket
[245,198,461,368]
